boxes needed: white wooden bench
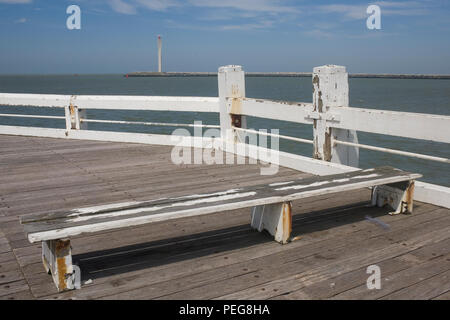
[20,166,420,291]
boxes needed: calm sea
[0,75,449,186]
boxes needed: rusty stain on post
[231,114,242,128]
[324,131,332,161]
[56,257,68,291]
[282,202,292,244]
[55,239,71,291]
[230,96,243,137]
[405,181,415,213]
[69,103,75,116]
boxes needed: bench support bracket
[42,239,80,292]
[251,201,292,244]
[371,180,415,215]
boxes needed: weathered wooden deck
[0,135,449,300]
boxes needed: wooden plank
[276,237,450,299]
[433,290,450,300]
[0,280,30,298]
[4,166,302,218]
[14,189,367,271]
[0,252,16,263]
[231,143,450,209]
[6,189,371,266]
[330,254,450,300]
[238,98,314,125]
[329,106,450,144]
[21,167,420,242]
[116,215,450,300]
[0,238,11,254]
[0,268,23,285]
[0,93,69,108]
[0,290,34,300]
[0,93,220,113]
[4,167,298,213]
[382,269,450,300]
[0,126,216,151]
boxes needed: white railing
[0,64,449,209]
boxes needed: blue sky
[1,0,450,74]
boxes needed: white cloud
[135,0,179,11]
[108,0,137,14]
[303,29,333,39]
[318,1,431,20]
[0,0,32,3]
[105,0,299,16]
[318,4,367,20]
[220,20,274,30]
[189,0,300,14]
[14,17,27,23]
[103,0,297,31]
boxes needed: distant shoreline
[126,72,450,79]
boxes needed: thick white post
[251,202,292,244]
[312,65,359,167]
[218,65,247,144]
[372,180,415,215]
[64,97,87,132]
[42,239,79,291]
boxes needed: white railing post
[312,65,359,167]
[64,96,87,132]
[218,65,247,144]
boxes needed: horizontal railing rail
[232,99,450,144]
[234,98,314,124]
[0,93,219,113]
[80,118,220,129]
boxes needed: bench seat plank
[21,166,421,243]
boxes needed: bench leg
[251,201,292,244]
[42,239,80,292]
[371,180,415,215]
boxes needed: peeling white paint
[275,180,331,191]
[68,201,144,217]
[273,173,379,191]
[332,178,350,183]
[69,191,257,223]
[27,170,422,243]
[268,181,294,187]
[173,188,241,200]
[350,173,379,179]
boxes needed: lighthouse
[157,35,162,73]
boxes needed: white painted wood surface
[0,93,70,107]
[230,142,450,208]
[42,239,77,292]
[251,202,292,244]
[371,181,414,214]
[0,125,214,148]
[414,181,450,209]
[0,93,219,113]
[312,65,359,167]
[329,106,450,144]
[218,65,247,143]
[238,98,314,124]
[23,167,420,243]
